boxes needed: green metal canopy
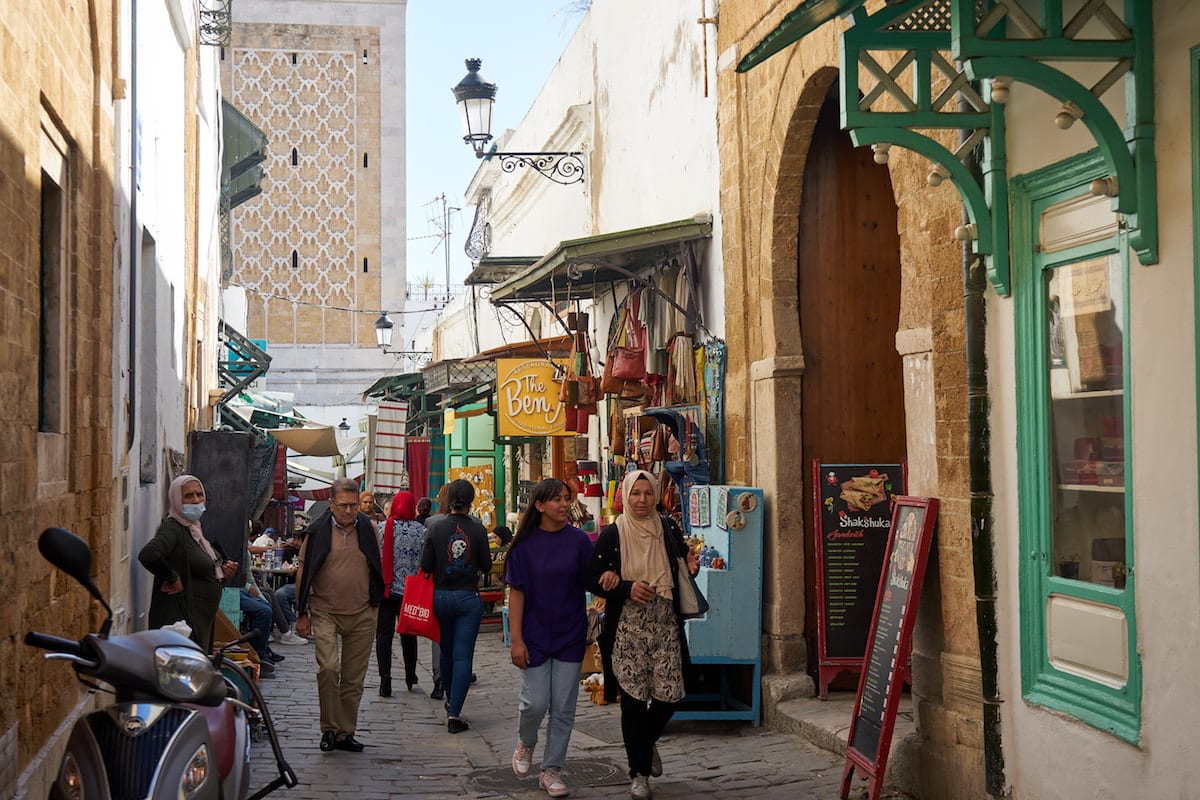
[222,101,268,208]
[736,0,868,73]
[488,216,712,304]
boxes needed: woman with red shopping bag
[376,490,427,696]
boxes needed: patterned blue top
[388,519,427,596]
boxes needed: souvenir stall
[676,484,764,724]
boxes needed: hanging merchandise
[559,310,599,433]
[601,299,647,395]
[703,340,727,484]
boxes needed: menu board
[840,497,938,800]
[812,462,904,698]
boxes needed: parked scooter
[25,527,297,800]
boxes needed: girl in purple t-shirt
[505,478,594,798]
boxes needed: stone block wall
[716,2,987,797]
[0,0,118,794]
[222,23,382,349]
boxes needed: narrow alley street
[249,626,882,799]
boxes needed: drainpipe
[127,1,138,450]
[962,98,1005,794]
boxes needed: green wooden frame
[1013,150,1140,744]
[955,0,1157,266]
[445,401,506,525]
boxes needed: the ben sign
[496,358,568,437]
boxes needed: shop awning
[361,372,424,402]
[488,216,712,303]
[462,335,572,363]
[465,256,541,286]
[270,424,342,457]
[736,0,867,73]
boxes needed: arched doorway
[797,84,907,683]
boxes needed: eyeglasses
[331,502,358,511]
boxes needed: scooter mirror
[39,528,110,612]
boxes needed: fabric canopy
[271,424,342,457]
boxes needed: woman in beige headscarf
[587,470,699,800]
[138,474,238,652]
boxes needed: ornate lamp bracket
[486,152,586,186]
[953,0,1157,265]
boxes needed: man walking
[294,478,385,752]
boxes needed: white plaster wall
[990,3,1200,795]
[463,0,723,335]
[119,1,226,629]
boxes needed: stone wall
[223,22,382,350]
[715,2,986,797]
[0,0,118,793]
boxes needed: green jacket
[138,517,224,652]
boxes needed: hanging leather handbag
[609,321,646,381]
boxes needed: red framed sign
[840,496,939,800]
[812,461,906,698]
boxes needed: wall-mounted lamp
[374,312,433,364]
[452,59,585,185]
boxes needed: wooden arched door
[798,85,907,683]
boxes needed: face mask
[181,503,206,521]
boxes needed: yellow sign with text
[497,358,567,437]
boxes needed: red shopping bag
[396,572,440,642]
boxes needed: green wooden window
[1013,150,1140,744]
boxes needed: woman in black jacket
[138,474,238,652]
[586,470,698,800]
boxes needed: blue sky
[404,1,586,286]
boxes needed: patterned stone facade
[715,2,986,797]
[0,0,117,794]
[223,24,381,350]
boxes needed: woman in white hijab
[587,470,699,800]
[138,474,238,652]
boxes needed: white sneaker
[630,775,651,799]
[277,630,309,645]
[512,742,534,777]
[539,768,569,798]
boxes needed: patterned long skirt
[611,595,684,704]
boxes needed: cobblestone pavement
[248,623,891,799]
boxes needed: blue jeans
[239,590,272,658]
[518,657,583,770]
[275,583,297,625]
[432,589,483,718]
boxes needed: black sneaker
[430,679,444,700]
[447,718,470,734]
[266,649,285,663]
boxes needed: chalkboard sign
[840,497,938,800]
[812,462,905,698]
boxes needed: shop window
[363,152,368,168]
[291,147,298,166]
[1014,150,1140,744]
[291,249,298,270]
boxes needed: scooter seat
[191,702,239,780]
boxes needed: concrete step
[763,674,920,798]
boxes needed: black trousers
[376,595,418,682]
[619,694,677,777]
